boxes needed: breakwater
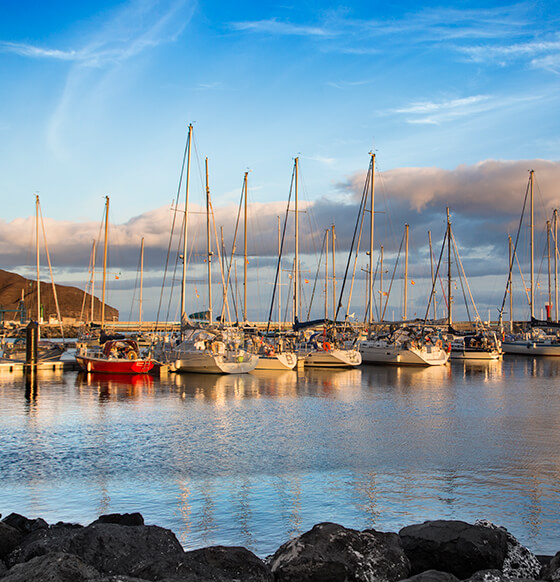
[0,513,558,581]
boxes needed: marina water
[1,358,559,557]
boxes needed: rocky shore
[0,513,558,581]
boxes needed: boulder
[399,570,460,582]
[399,520,508,579]
[7,522,185,577]
[1,551,101,582]
[463,568,540,582]
[269,522,410,582]
[2,513,49,535]
[541,551,560,581]
[475,520,542,579]
[0,522,24,560]
[90,513,145,527]
[130,545,272,581]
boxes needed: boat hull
[450,348,502,360]
[174,351,258,374]
[75,355,154,374]
[254,352,298,370]
[501,341,560,356]
[360,342,449,366]
[304,348,362,368]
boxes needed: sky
[1,0,559,323]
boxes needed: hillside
[0,269,118,323]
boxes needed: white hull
[174,350,258,374]
[502,340,560,356]
[360,341,449,366]
[304,348,361,368]
[254,351,298,370]
[450,348,502,361]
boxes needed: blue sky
[1,0,559,322]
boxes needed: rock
[1,551,101,582]
[7,522,185,577]
[90,513,145,527]
[399,520,508,579]
[463,568,540,582]
[475,520,542,579]
[130,545,272,581]
[2,513,49,535]
[0,522,24,560]
[269,522,410,582]
[541,551,560,581]
[0,558,7,576]
[93,577,150,581]
[399,570,460,582]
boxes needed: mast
[509,235,513,332]
[35,194,40,322]
[555,209,559,322]
[181,124,193,323]
[325,228,329,320]
[379,245,384,321]
[332,224,336,322]
[368,153,375,326]
[294,158,300,323]
[205,158,213,324]
[530,169,534,319]
[447,208,452,328]
[90,239,96,323]
[139,237,144,323]
[278,216,282,330]
[429,231,436,320]
[243,171,248,322]
[403,223,409,321]
[101,196,109,329]
[547,220,552,320]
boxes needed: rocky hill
[0,269,118,323]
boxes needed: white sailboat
[357,154,449,367]
[160,126,257,374]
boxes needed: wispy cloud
[230,18,336,38]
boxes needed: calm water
[1,358,559,557]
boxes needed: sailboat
[499,170,560,356]
[159,126,257,374]
[357,154,449,367]
[74,197,155,375]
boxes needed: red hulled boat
[75,339,154,374]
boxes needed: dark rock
[0,522,24,560]
[399,570,460,582]
[93,577,150,581]
[399,520,508,579]
[90,513,145,527]
[475,519,541,579]
[7,522,185,576]
[463,568,540,582]
[1,551,101,582]
[269,521,410,581]
[2,513,49,535]
[0,558,7,576]
[540,550,560,581]
[130,545,272,581]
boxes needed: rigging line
[306,229,328,321]
[128,242,144,322]
[335,162,370,323]
[79,240,95,324]
[450,230,475,325]
[498,176,530,322]
[381,230,405,322]
[155,128,190,330]
[266,164,296,335]
[422,227,448,329]
[38,201,64,340]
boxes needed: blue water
[1,358,559,556]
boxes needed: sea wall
[0,513,558,581]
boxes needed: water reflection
[75,372,154,402]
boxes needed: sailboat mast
[547,220,552,320]
[90,239,96,322]
[509,235,513,332]
[429,231,436,320]
[368,153,375,326]
[206,158,213,324]
[530,169,534,319]
[403,224,409,321]
[447,208,452,327]
[294,157,299,323]
[36,194,40,322]
[139,237,144,323]
[555,209,558,322]
[243,171,248,322]
[181,124,193,322]
[101,196,109,329]
[332,224,336,322]
[325,228,329,320]
[278,216,282,330]
[380,245,384,320]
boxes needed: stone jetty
[0,513,558,581]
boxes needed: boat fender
[127,350,138,360]
[323,342,331,351]
[447,343,452,353]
